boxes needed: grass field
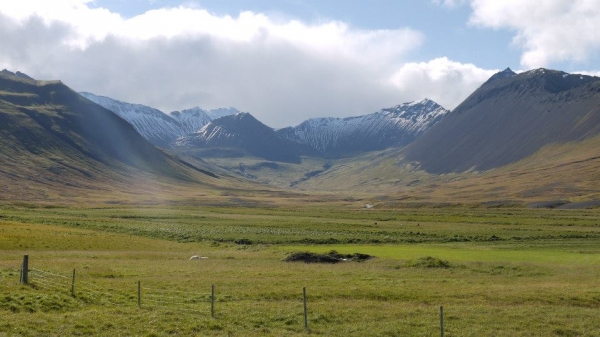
[1,205,599,336]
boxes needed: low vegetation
[0,205,599,336]
[284,250,373,263]
[406,256,451,268]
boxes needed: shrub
[284,250,374,263]
[406,256,451,268]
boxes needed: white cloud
[388,57,497,110]
[0,0,497,128]
[0,0,422,62]
[575,70,600,77]
[469,0,600,69]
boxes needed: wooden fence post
[303,287,308,331]
[71,269,76,296]
[211,284,215,318]
[440,306,444,337]
[138,281,141,308]
[21,255,28,285]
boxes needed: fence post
[303,287,308,331]
[138,281,141,308]
[21,255,29,285]
[440,306,444,337]
[211,284,215,318]
[71,269,76,296]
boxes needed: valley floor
[0,206,599,336]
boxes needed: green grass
[1,206,599,336]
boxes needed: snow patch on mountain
[278,99,449,156]
[80,92,239,146]
[205,107,240,120]
[80,92,182,146]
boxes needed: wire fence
[24,267,226,317]
[14,257,448,335]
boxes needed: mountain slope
[403,68,600,173]
[0,71,225,202]
[286,133,600,205]
[171,107,239,135]
[80,92,183,147]
[277,99,448,157]
[174,113,315,163]
[80,92,238,147]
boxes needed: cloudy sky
[1,0,599,128]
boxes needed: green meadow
[0,205,599,336]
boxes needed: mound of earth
[284,250,374,263]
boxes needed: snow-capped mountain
[169,107,212,135]
[174,112,316,163]
[277,99,449,157]
[80,92,447,161]
[79,92,238,147]
[170,107,240,135]
[483,67,516,85]
[80,92,183,146]
[205,107,240,120]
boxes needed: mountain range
[173,112,318,163]
[79,92,239,147]
[1,66,599,205]
[82,92,449,161]
[277,99,448,157]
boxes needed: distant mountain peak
[409,98,434,105]
[171,107,204,117]
[522,68,557,76]
[483,67,516,85]
[80,92,239,145]
[175,112,309,163]
[278,99,449,157]
[1,69,34,80]
[517,68,597,94]
[232,111,252,120]
[205,107,239,120]
[172,106,239,117]
[405,66,600,173]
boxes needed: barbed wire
[28,268,133,307]
[144,292,209,303]
[143,295,210,308]
[30,268,69,279]
[34,276,69,290]
[142,299,205,314]
[22,267,309,315]
[141,286,207,296]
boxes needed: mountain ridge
[174,112,316,163]
[79,92,239,147]
[1,67,599,204]
[0,71,227,202]
[277,98,448,157]
[81,92,449,161]
[403,68,600,173]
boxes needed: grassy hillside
[292,135,600,206]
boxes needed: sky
[1,0,599,128]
